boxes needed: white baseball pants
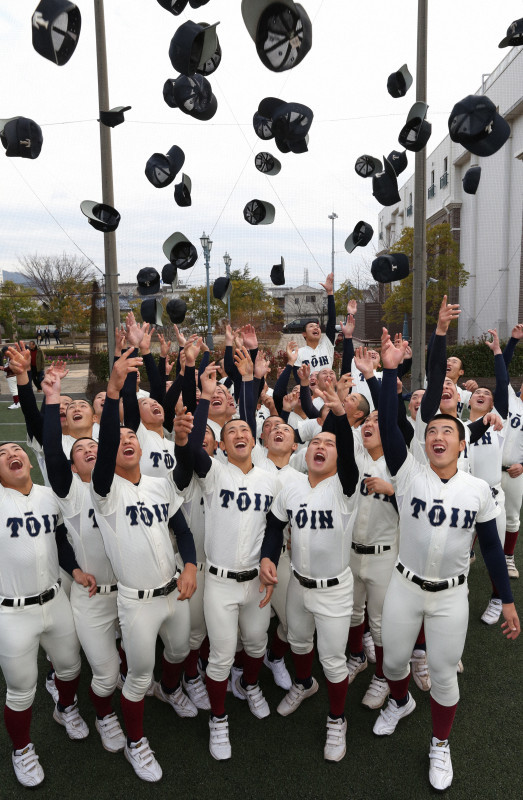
[350,547,398,646]
[70,582,120,697]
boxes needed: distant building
[266,271,328,326]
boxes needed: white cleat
[505,555,519,579]
[481,598,502,625]
[362,631,376,663]
[361,675,390,710]
[45,672,59,704]
[410,649,431,691]
[263,652,292,690]
[124,737,162,782]
[53,702,89,740]
[12,743,44,787]
[277,678,319,717]
[182,675,211,711]
[234,678,270,719]
[209,715,231,760]
[457,659,464,674]
[429,737,453,791]
[324,717,347,762]
[373,694,416,736]
[95,712,126,753]
[347,653,367,684]
[153,682,198,718]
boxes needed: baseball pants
[492,485,506,547]
[501,471,523,533]
[0,587,81,711]
[117,585,191,703]
[188,564,207,651]
[270,549,292,643]
[350,547,398,646]
[381,569,468,706]
[6,375,18,398]
[70,582,120,697]
[204,568,271,682]
[286,565,354,683]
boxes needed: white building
[378,47,523,342]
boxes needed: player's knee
[54,659,81,683]
[276,622,288,643]
[383,660,410,682]
[368,618,382,646]
[430,676,460,706]
[91,661,120,697]
[122,674,153,703]
[350,609,365,628]
[319,654,347,683]
[6,687,36,711]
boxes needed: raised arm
[502,323,523,369]
[139,326,166,404]
[354,346,380,409]
[420,296,461,423]
[41,366,73,498]
[234,346,256,439]
[6,344,43,445]
[485,329,509,419]
[319,273,336,344]
[188,363,217,477]
[378,329,409,476]
[298,364,320,419]
[340,300,357,376]
[321,383,359,497]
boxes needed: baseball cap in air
[243,199,276,225]
[137,268,161,296]
[371,253,409,283]
[166,298,187,324]
[174,173,192,206]
[163,74,218,120]
[157,0,189,14]
[372,156,400,207]
[242,1,312,73]
[169,20,220,76]
[355,154,383,178]
[163,232,198,269]
[32,0,81,65]
[99,106,131,128]
[499,18,523,48]
[255,151,281,175]
[345,221,374,254]
[162,263,178,286]
[462,166,481,195]
[387,64,413,98]
[398,102,432,152]
[141,298,164,325]
[80,200,120,233]
[0,117,43,159]
[271,257,285,285]
[213,277,232,303]
[448,95,510,157]
[387,149,408,176]
[145,145,185,188]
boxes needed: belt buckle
[165,576,178,595]
[39,587,54,605]
[235,571,252,582]
[421,580,432,592]
[303,576,316,588]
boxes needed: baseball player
[90,350,198,782]
[1,346,21,408]
[0,439,92,787]
[442,354,478,418]
[500,325,523,578]
[260,382,360,763]
[293,272,336,371]
[374,327,519,792]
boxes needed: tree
[19,253,97,344]
[0,281,40,342]
[228,265,282,328]
[382,223,469,327]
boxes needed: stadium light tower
[328,212,338,291]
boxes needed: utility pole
[93,0,120,362]
[410,0,428,390]
[328,212,338,290]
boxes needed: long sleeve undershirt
[43,402,73,498]
[169,508,196,566]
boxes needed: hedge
[448,339,523,378]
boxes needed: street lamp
[328,212,338,291]
[200,231,213,350]
[223,251,232,320]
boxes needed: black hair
[424,413,465,442]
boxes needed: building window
[406,204,413,216]
[294,297,299,304]
[409,192,412,205]
[440,171,448,188]
[428,183,436,199]
[379,230,383,240]
[306,295,316,303]
[443,156,448,172]
[430,170,435,185]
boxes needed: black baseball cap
[32,0,82,66]
[387,64,413,98]
[448,94,510,157]
[162,263,178,285]
[371,253,409,283]
[166,298,187,324]
[242,1,312,73]
[399,102,431,152]
[213,277,232,303]
[163,74,218,121]
[141,298,164,325]
[145,145,185,188]
[0,117,43,159]
[163,232,198,269]
[372,156,400,207]
[80,200,120,233]
[345,221,374,254]
[355,154,383,178]
[499,18,523,48]
[174,173,192,206]
[271,257,285,285]
[99,106,131,128]
[387,149,408,176]
[137,267,161,296]
[462,166,481,195]
[243,199,276,225]
[157,0,189,14]
[169,20,220,76]
[255,151,281,175]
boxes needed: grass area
[0,403,520,799]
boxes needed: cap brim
[344,234,357,254]
[407,101,428,124]
[198,22,220,69]
[463,115,510,156]
[80,200,98,218]
[398,64,413,92]
[189,93,217,120]
[259,202,275,224]
[498,36,512,47]
[163,231,190,261]
[241,0,298,42]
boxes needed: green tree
[0,280,40,341]
[180,285,223,332]
[334,279,367,316]
[228,265,282,327]
[382,223,469,327]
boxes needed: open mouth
[432,445,446,455]
[152,407,162,416]
[211,399,223,407]
[313,452,326,464]
[234,441,247,450]
[9,458,23,471]
[363,429,373,438]
[123,446,135,457]
[441,391,452,401]
[274,433,284,443]
[72,412,83,421]
[85,454,96,463]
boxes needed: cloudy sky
[1,0,522,294]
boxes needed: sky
[1,0,522,295]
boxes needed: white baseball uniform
[136,423,175,477]
[295,336,335,370]
[502,386,523,532]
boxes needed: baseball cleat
[12,743,45,787]
[95,712,126,753]
[457,660,464,674]
[209,715,231,761]
[45,671,59,704]
[277,678,319,717]
[347,652,368,684]
[263,652,292,690]
[230,666,245,700]
[481,597,502,625]
[53,702,89,740]
[372,694,416,736]
[182,675,211,710]
[429,737,453,791]
[410,649,431,691]
[234,678,270,719]
[361,675,390,710]
[362,631,376,663]
[324,716,347,762]
[505,555,519,579]
[124,737,162,782]
[153,682,198,718]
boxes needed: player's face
[267,423,297,456]
[440,379,458,413]
[115,428,142,470]
[0,443,32,486]
[66,400,96,429]
[425,419,465,470]
[226,392,236,418]
[446,356,463,382]
[309,372,319,389]
[139,397,165,425]
[317,369,337,390]
[220,421,254,461]
[93,391,106,417]
[343,391,364,422]
[469,388,494,413]
[209,386,228,415]
[261,416,284,445]
[203,427,216,457]
[361,411,382,451]
[368,349,381,368]
[306,432,337,477]
[304,322,321,341]
[71,439,98,479]
[409,389,425,419]
[59,395,72,428]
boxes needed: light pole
[328,212,338,291]
[200,231,213,350]
[223,251,232,320]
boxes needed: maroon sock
[504,531,519,556]
[269,631,289,660]
[430,697,457,740]
[55,674,80,708]
[387,675,411,701]
[200,637,210,662]
[233,648,245,669]
[291,650,315,682]
[183,648,200,679]
[4,706,32,751]
[243,654,264,686]
[120,696,144,742]
[161,655,184,691]
[206,677,228,717]
[89,687,113,719]
[13,394,19,404]
[364,607,370,631]
[118,644,128,677]
[375,645,384,679]
[415,622,426,648]
[348,622,365,654]
[326,677,348,717]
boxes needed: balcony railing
[378,231,383,240]
[406,204,413,216]
[428,184,436,199]
[440,172,448,189]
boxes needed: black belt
[209,566,258,582]
[293,570,339,589]
[137,574,179,600]
[1,579,61,607]
[502,465,509,472]
[96,584,118,594]
[396,563,465,592]
[352,543,392,555]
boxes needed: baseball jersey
[254,458,301,545]
[90,473,183,590]
[0,483,62,597]
[468,420,507,488]
[136,422,175,477]
[179,476,206,563]
[351,358,382,411]
[62,426,100,459]
[352,450,399,547]
[503,386,523,466]
[198,459,279,571]
[393,452,499,580]
[271,473,357,579]
[295,336,334,370]
[297,417,322,443]
[455,386,472,418]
